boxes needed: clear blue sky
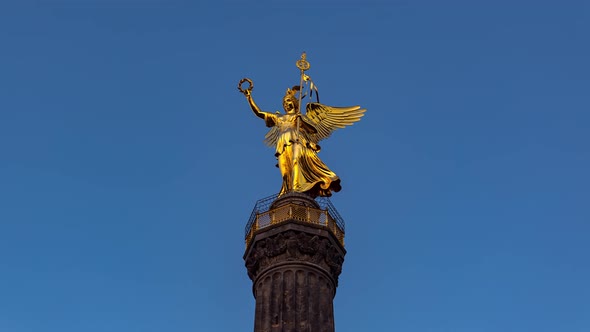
[1,1,589,331]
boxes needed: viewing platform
[244,192,345,248]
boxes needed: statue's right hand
[238,78,254,96]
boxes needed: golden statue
[239,53,366,197]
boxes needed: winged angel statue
[239,55,366,198]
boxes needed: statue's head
[283,86,300,114]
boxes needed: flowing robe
[263,112,341,197]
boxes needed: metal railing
[245,193,345,247]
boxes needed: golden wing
[264,126,280,147]
[302,102,366,142]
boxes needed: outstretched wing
[302,102,366,142]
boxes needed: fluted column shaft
[244,221,345,332]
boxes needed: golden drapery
[263,112,341,197]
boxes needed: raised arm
[244,90,265,120]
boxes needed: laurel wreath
[238,78,254,95]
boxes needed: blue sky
[0,1,589,331]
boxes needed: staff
[292,52,311,192]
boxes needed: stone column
[244,193,346,332]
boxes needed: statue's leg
[291,143,301,192]
[277,148,293,194]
